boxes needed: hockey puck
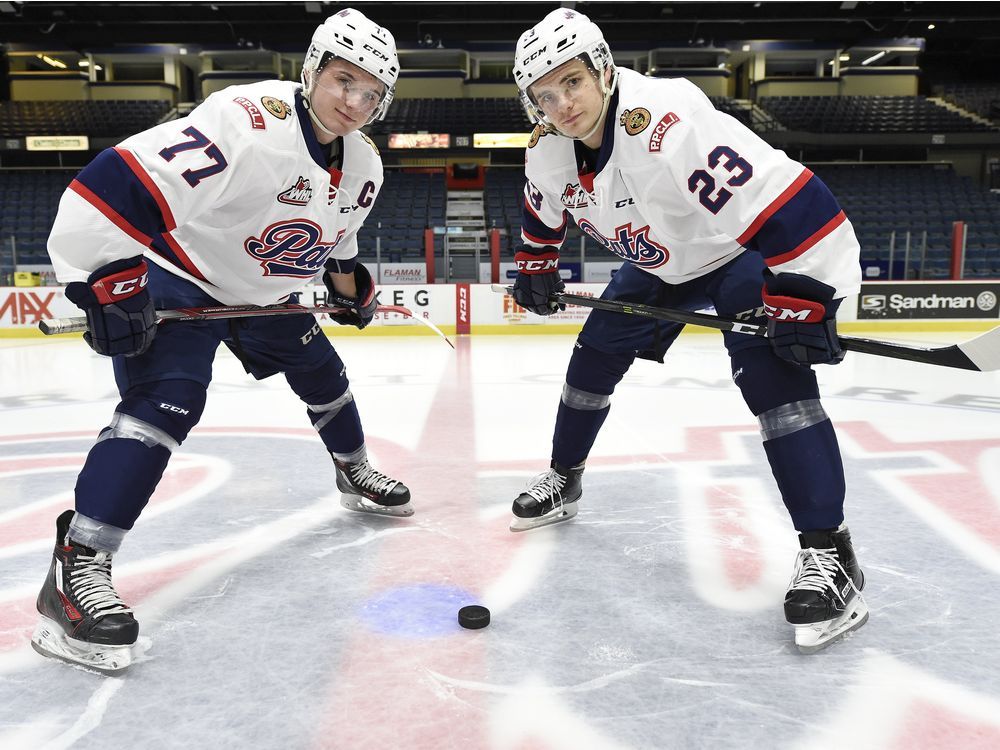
[458,605,490,630]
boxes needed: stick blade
[958,325,1000,372]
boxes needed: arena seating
[368,97,531,136]
[355,170,445,261]
[0,100,171,138]
[759,95,998,134]
[938,84,1000,123]
[814,164,1000,278]
[0,171,69,279]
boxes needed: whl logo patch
[578,220,670,268]
[560,182,591,209]
[278,176,313,206]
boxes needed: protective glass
[314,70,384,114]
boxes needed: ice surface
[1,331,999,749]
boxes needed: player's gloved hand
[512,245,565,316]
[64,256,156,357]
[324,262,377,330]
[762,271,845,366]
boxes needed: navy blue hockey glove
[512,246,565,316]
[324,262,377,330]
[762,271,845,366]
[64,257,156,358]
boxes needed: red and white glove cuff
[90,261,150,304]
[514,249,559,275]
[761,287,827,324]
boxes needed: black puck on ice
[458,605,490,630]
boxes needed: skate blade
[340,493,414,517]
[509,501,578,532]
[794,598,870,654]
[31,617,138,675]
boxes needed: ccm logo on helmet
[363,43,389,61]
[522,47,546,65]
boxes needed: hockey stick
[39,302,456,349]
[491,284,1000,372]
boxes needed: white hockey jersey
[47,80,383,306]
[522,68,862,297]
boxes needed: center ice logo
[244,219,345,277]
[578,219,669,268]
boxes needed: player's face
[309,59,385,139]
[528,58,605,142]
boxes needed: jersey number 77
[158,126,229,188]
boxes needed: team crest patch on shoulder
[233,97,266,130]
[619,107,651,135]
[527,123,555,149]
[360,132,379,154]
[261,96,290,120]
[277,176,312,206]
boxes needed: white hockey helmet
[301,7,399,127]
[513,8,617,138]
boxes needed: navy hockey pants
[553,252,847,532]
[73,263,364,531]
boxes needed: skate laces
[70,550,133,618]
[791,546,856,604]
[350,461,398,494]
[525,469,567,508]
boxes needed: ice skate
[784,525,868,654]
[510,461,584,532]
[334,457,413,517]
[31,509,139,675]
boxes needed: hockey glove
[762,271,845,366]
[324,262,377,330]
[512,245,565,316]
[64,256,156,358]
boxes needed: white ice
[1,330,999,749]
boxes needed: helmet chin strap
[306,101,341,138]
[300,75,342,139]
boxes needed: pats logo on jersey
[244,219,345,277]
[261,96,290,120]
[619,107,651,135]
[578,219,670,269]
[277,176,313,206]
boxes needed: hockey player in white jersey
[507,9,867,653]
[32,8,411,674]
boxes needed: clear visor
[312,54,386,115]
[527,59,598,116]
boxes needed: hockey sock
[75,437,172,530]
[552,341,633,466]
[285,360,365,455]
[763,419,846,531]
[730,345,846,531]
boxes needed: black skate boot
[334,457,413,517]
[784,524,868,653]
[31,509,139,674]
[510,460,584,532]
